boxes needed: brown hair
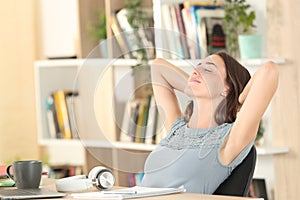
[184,51,251,125]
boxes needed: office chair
[213,145,257,196]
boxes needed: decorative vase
[238,34,262,60]
[99,39,108,58]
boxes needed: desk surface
[41,178,263,200]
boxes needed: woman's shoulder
[170,116,186,129]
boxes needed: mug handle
[6,164,14,180]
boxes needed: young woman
[140,51,279,194]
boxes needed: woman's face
[185,55,228,99]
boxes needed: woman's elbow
[151,58,167,67]
[262,61,279,89]
[151,58,165,73]
[265,61,279,73]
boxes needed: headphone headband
[55,167,115,192]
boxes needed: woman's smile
[189,77,201,83]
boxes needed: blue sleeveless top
[140,117,254,194]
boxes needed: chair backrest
[213,146,257,196]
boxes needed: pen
[102,190,137,195]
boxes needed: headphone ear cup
[55,175,93,192]
[88,166,115,190]
[88,166,106,180]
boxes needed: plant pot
[133,65,153,99]
[238,34,262,60]
[99,39,108,58]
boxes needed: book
[195,10,208,58]
[45,95,59,139]
[65,92,79,139]
[120,100,137,142]
[181,7,197,59]
[0,165,8,178]
[169,4,185,59]
[174,4,190,59]
[145,96,158,144]
[0,179,15,187]
[134,100,147,143]
[114,8,155,60]
[53,90,78,139]
[161,4,180,59]
[182,2,224,58]
[53,90,72,139]
[155,113,167,144]
[115,9,143,59]
[110,12,132,59]
[139,95,152,143]
[183,2,202,58]
[120,96,161,144]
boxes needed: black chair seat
[213,146,257,196]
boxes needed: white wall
[247,0,268,57]
[0,0,38,163]
[39,0,79,59]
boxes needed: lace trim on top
[160,117,233,150]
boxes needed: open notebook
[71,186,186,199]
[0,188,66,199]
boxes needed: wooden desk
[42,178,263,200]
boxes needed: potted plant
[87,10,108,58]
[255,120,265,146]
[125,0,154,98]
[223,0,261,59]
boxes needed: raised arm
[223,61,279,164]
[151,58,189,132]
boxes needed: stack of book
[158,1,226,59]
[128,172,144,187]
[0,165,14,187]
[110,7,155,59]
[47,165,83,179]
[45,90,79,140]
[119,95,166,145]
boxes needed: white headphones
[55,166,115,192]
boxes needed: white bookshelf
[34,59,84,166]
[34,59,143,167]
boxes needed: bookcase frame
[35,0,289,197]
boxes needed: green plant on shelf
[223,0,256,57]
[87,9,107,40]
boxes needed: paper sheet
[70,185,185,199]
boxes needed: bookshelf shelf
[256,147,289,156]
[39,138,83,146]
[83,141,156,152]
[240,58,286,66]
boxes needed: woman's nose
[192,68,201,76]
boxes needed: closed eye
[204,68,212,72]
